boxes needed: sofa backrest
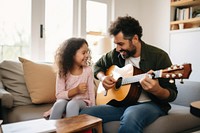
[0,60,32,107]
[172,80,200,107]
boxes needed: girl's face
[74,43,89,67]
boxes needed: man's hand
[139,70,160,93]
[139,70,170,99]
[77,83,87,94]
[102,76,116,90]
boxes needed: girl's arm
[68,83,87,98]
[56,74,71,99]
[87,67,96,106]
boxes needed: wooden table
[190,101,200,117]
[55,114,102,133]
[1,114,102,133]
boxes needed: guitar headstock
[161,63,192,79]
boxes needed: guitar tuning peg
[168,67,172,71]
[172,74,176,78]
[166,74,170,78]
[169,79,174,83]
[180,79,184,84]
[173,65,177,69]
[179,65,184,69]
[178,73,183,77]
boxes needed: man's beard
[120,48,136,59]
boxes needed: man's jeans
[80,101,166,133]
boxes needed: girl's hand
[77,83,87,94]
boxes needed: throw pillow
[0,60,32,107]
[19,57,57,104]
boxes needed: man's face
[114,32,136,59]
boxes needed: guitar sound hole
[115,77,122,89]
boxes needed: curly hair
[109,15,143,41]
[54,37,91,78]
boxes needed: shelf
[170,17,200,30]
[170,27,200,33]
[170,17,200,24]
[170,0,200,30]
[171,0,200,7]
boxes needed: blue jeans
[80,102,166,133]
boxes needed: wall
[139,0,170,53]
[113,0,140,20]
[169,28,200,82]
[113,0,170,53]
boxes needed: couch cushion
[0,60,32,107]
[7,103,53,123]
[19,57,57,104]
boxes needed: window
[0,0,31,61]
[86,0,112,63]
[0,0,112,62]
[45,0,73,62]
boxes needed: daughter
[44,37,95,119]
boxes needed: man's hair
[109,15,143,40]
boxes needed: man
[80,16,177,133]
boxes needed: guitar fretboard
[121,70,161,85]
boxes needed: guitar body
[96,64,142,107]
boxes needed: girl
[44,37,95,119]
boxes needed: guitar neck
[121,70,161,85]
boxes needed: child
[43,37,95,119]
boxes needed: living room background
[2,0,200,82]
[0,0,170,62]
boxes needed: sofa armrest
[0,85,13,108]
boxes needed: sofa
[0,58,200,133]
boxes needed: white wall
[169,28,200,82]
[113,0,140,20]
[113,0,170,53]
[139,0,170,53]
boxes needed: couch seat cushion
[7,103,53,123]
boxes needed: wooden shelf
[170,0,200,30]
[170,17,200,24]
[170,17,200,30]
[171,0,200,7]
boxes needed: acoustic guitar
[96,63,192,107]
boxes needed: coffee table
[56,114,102,133]
[1,114,102,133]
